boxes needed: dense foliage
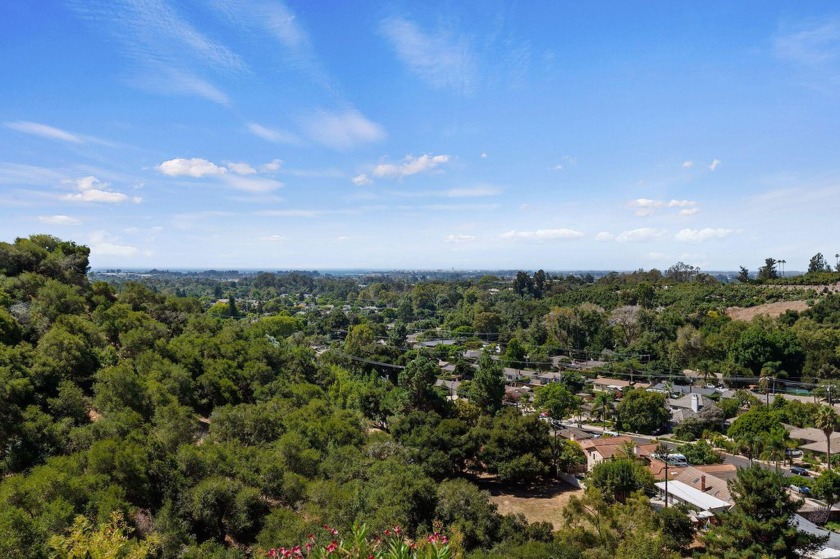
[4,235,840,557]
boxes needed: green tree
[615,390,670,435]
[398,356,440,412]
[815,405,839,470]
[757,257,778,281]
[808,252,831,274]
[49,512,159,559]
[470,351,505,415]
[702,466,825,558]
[588,458,655,504]
[813,469,840,511]
[534,383,578,421]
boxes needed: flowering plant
[266,523,450,559]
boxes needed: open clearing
[727,300,810,321]
[478,478,584,529]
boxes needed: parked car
[791,485,812,496]
[790,466,810,476]
[786,449,804,458]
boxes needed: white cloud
[631,198,697,216]
[709,159,721,171]
[445,234,476,243]
[380,17,475,94]
[157,158,228,177]
[336,236,349,242]
[89,231,138,257]
[553,164,564,171]
[302,109,385,150]
[501,228,585,241]
[682,160,693,169]
[262,234,288,242]
[675,228,734,243]
[615,228,668,242]
[38,215,80,225]
[5,121,83,143]
[227,162,257,175]
[352,174,372,186]
[373,154,451,179]
[595,232,615,241]
[679,208,699,216]
[480,152,487,158]
[261,159,283,172]
[247,122,299,144]
[61,176,129,203]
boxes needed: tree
[757,258,778,281]
[591,392,615,424]
[534,383,578,421]
[397,356,440,412]
[615,390,670,435]
[737,266,750,283]
[815,405,839,470]
[49,512,160,559]
[470,351,505,415]
[588,458,655,504]
[813,469,840,512]
[665,261,700,283]
[808,252,831,274]
[702,466,825,558]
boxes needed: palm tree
[592,392,614,425]
[816,405,839,470]
[655,442,671,508]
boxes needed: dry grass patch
[477,477,583,529]
[727,300,810,321]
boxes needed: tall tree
[815,405,839,470]
[470,351,505,414]
[808,252,831,274]
[757,258,778,281]
[702,466,825,558]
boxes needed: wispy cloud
[445,234,476,243]
[353,174,372,186]
[88,230,138,257]
[675,228,735,243]
[61,176,133,203]
[223,174,283,193]
[69,0,244,104]
[380,16,476,94]
[227,162,256,175]
[709,159,721,171]
[38,215,81,225]
[5,121,84,143]
[682,160,693,169]
[775,18,840,68]
[615,228,668,242]
[630,198,697,217]
[500,228,584,241]
[301,109,385,150]
[373,154,451,179]
[247,122,300,144]
[595,232,614,241]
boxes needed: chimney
[701,475,706,492]
[691,393,700,413]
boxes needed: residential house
[578,436,636,471]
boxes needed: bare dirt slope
[726,300,810,321]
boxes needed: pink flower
[268,549,277,558]
[384,529,391,536]
[326,540,338,554]
[393,526,402,535]
[309,534,315,540]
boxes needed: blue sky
[2,1,840,271]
